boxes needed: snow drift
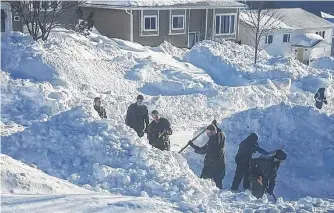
[1,154,89,194]
[184,104,334,200]
[2,29,334,212]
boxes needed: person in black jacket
[188,124,226,189]
[125,95,149,137]
[93,97,107,118]
[231,133,277,191]
[314,88,328,109]
[147,110,172,151]
[249,150,287,198]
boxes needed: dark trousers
[231,160,251,190]
[200,165,225,189]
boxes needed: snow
[87,0,236,7]
[240,11,292,30]
[291,33,325,47]
[321,11,334,19]
[1,154,89,194]
[1,29,334,212]
[310,56,334,70]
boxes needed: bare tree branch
[241,1,285,64]
[11,1,85,41]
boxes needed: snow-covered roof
[321,11,334,19]
[240,8,334,30]
[84,0,246,8]
[239,11,292,30]
[291,33,328,47]
[276,8,334,29]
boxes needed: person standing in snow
[314,88,328,109]
[125,95,149,137]
[231,133,278,192]
[249,150,287,199]
[188,124,226,189]
[147,110,172,151]
[93,97,107,118]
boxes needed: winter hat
[151,110,159,115]
[274,150,287,161]
[248,133,258,142]
[137,95,144,100]
[206,124,217,132]
[94,97,101,102]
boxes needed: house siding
[188,9,206,40]
[133,10,188,48]
[81,7,131,41]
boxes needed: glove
[188,140,194,146]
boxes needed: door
[296,48,304,61]
[1,9,6,32]
[188,32,200,48]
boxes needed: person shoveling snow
[188,124,226,189]
[249,150,287,200]
[94,97,107,118]
[125,95,149,137]
[231,133,277,192]
[147,110,173,151]
[314,88,328,109]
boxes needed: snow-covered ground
[1,29,334,212]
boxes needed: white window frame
[215,13,236,36]
[143,15,158,32]
[283,33,291,43]
[265,35,273,44]
[30,1,61,12]
[171,14,185,30]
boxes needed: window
[31,1,61,11]
[14,16,20,21]
[316,31,325,38]
[172,15,184,30]
[283,34,290,43]
[215,14,235,35]
[265,35,273,44]
[144,15,157,31]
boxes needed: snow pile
[88,0,234,7]
[1,71,71,126]
[184,40,328,87]
[1,105,220,211]
[184,104,334,200]
[1,154,89,194]
[291,33,324,47]
[151,41,188,60]
[310,56,334,70]
[240,11,292,30]
[2,29,334,212]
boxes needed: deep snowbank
[184,40,331,88]
[1,154,89,194]
[1,105,221,211]
[2,29,334,212]
[184,104,334,200]
[310,56,334,70]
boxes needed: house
[239,8,334,64]
[1,1,80,36]
[79,0,246,48]
[1,1,23,35]
[321,11,334,56]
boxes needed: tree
[11,1,84,41]
[241,2,285,64]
